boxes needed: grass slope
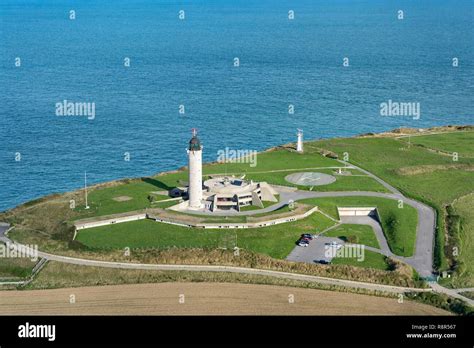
[301,196,418,256]
[315,133,474,269]
[405,131,474,157]
[449,194,474,287]
[324,224,380,249]
[75,179,169,218]
[76,212,336,259]
[72,149,387,220]
[331,248,389,271]
[0,258,36,279]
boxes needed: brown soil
[0,282,450,315]
[112,196,133,202]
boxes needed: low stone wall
[74,205,319,232]
[75,213,147,230]
[148,206,319,229]
[337,207,377,217]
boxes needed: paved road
[340,216,392,255]
[3,225,473,306]
[287,236,344,264]
[429,282,474,307]
[174,186,436,277]
[275,190,435,277]
[331,161,436,277]
[453,287,474,293]
[337,159,402,195]
[1,161,469,305]
[5,241,429,295]
[0,223,10,244]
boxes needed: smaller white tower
[296,129,303,153]
[187,128,203,209]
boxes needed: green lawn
[75,179,169,218]
[245,168,389,193]
[72,148,387,221]
[152,199,182,209]
[449,194,474,287]
[331,248,389,270]
[324,224,380,249]
[315,133,474,268]
[301,196,418,256]
[0,257,37,279]
[404,131,474,157]
[76,212,336,259]
[239,205,261,211]
[316,136,474,206]
[203,149,340,174]
[239,200,278,211]
[155,149,385,193]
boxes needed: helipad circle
[285,172,336,186]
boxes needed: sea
[0,0,473,211]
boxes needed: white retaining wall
[337,207,378,217]
[75,213,147,230]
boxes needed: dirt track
[0,282,450,315]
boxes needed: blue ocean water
[0,0,473,211]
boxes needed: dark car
[301,233,313,240]
[315,259,331,265]
[297,240,309,247]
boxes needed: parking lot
[286,236,345,264]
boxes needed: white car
[327,241,342,250]
[298,241,309,247]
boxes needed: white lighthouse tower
[187,128,203,209]
[296,129,304,153]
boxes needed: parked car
[298,240,309,247]
[314,259,331,265]
[326,241,342,250]
[301,233,313,240]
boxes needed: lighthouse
[187,128,203,209]
[296,129,303,153]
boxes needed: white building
[203,176,278,212]
[180,129,278,213]
[297,129,303,153]
[187,129,203,209]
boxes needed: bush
[445,204,461,270]
[406,292,473,316]
[346,235,359,244]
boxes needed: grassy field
[76,212,336,259]
[64,149,387,221]
[245,168,388,192]
[301,196,418,256]
[331,248,389,271]
[74,179,169,218]
[403,131,474,157]
[3,128,472,289]
[315,131,474,269]
[324,224,380,249]
[315,136,474,209]
[203,149,339,173]
[448,194,474,287]
[0,258,36,280]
